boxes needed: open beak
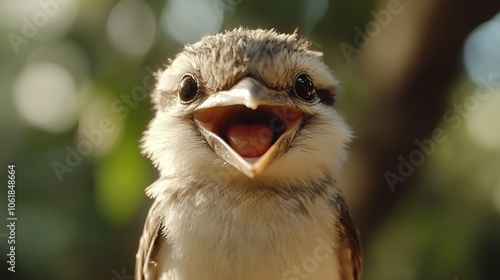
[194,77,303,178]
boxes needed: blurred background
[1,0,500,279]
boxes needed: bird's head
[142,28,351,189]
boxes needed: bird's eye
[178,75,199,103]
[294,74,317,103]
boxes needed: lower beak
[194,77,303,178]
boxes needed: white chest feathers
[156,184,342,280]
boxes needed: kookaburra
[136,28,362,280]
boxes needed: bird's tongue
[227,124,273,157]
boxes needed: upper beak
[194,77,303,178]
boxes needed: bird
[136,28,362,280]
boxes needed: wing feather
[334,193,363,280]
[135,199,164,280]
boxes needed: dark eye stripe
[316,87,336,106]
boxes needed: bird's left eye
[294,74,317,103]
[178,75,199,103]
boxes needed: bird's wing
[135,198,165,280]
[334,193,363,280]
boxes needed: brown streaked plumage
[136,28,362,280]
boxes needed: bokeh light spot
[107,0,156,57]
[0,0,80,42]
[13,62,78,133]
[463,13,500,85]
[161,0,223,44]
[466,87,500,151]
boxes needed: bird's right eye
[294,74,317,103]
[178,75,199,103]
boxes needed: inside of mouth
[195,105,302,158]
